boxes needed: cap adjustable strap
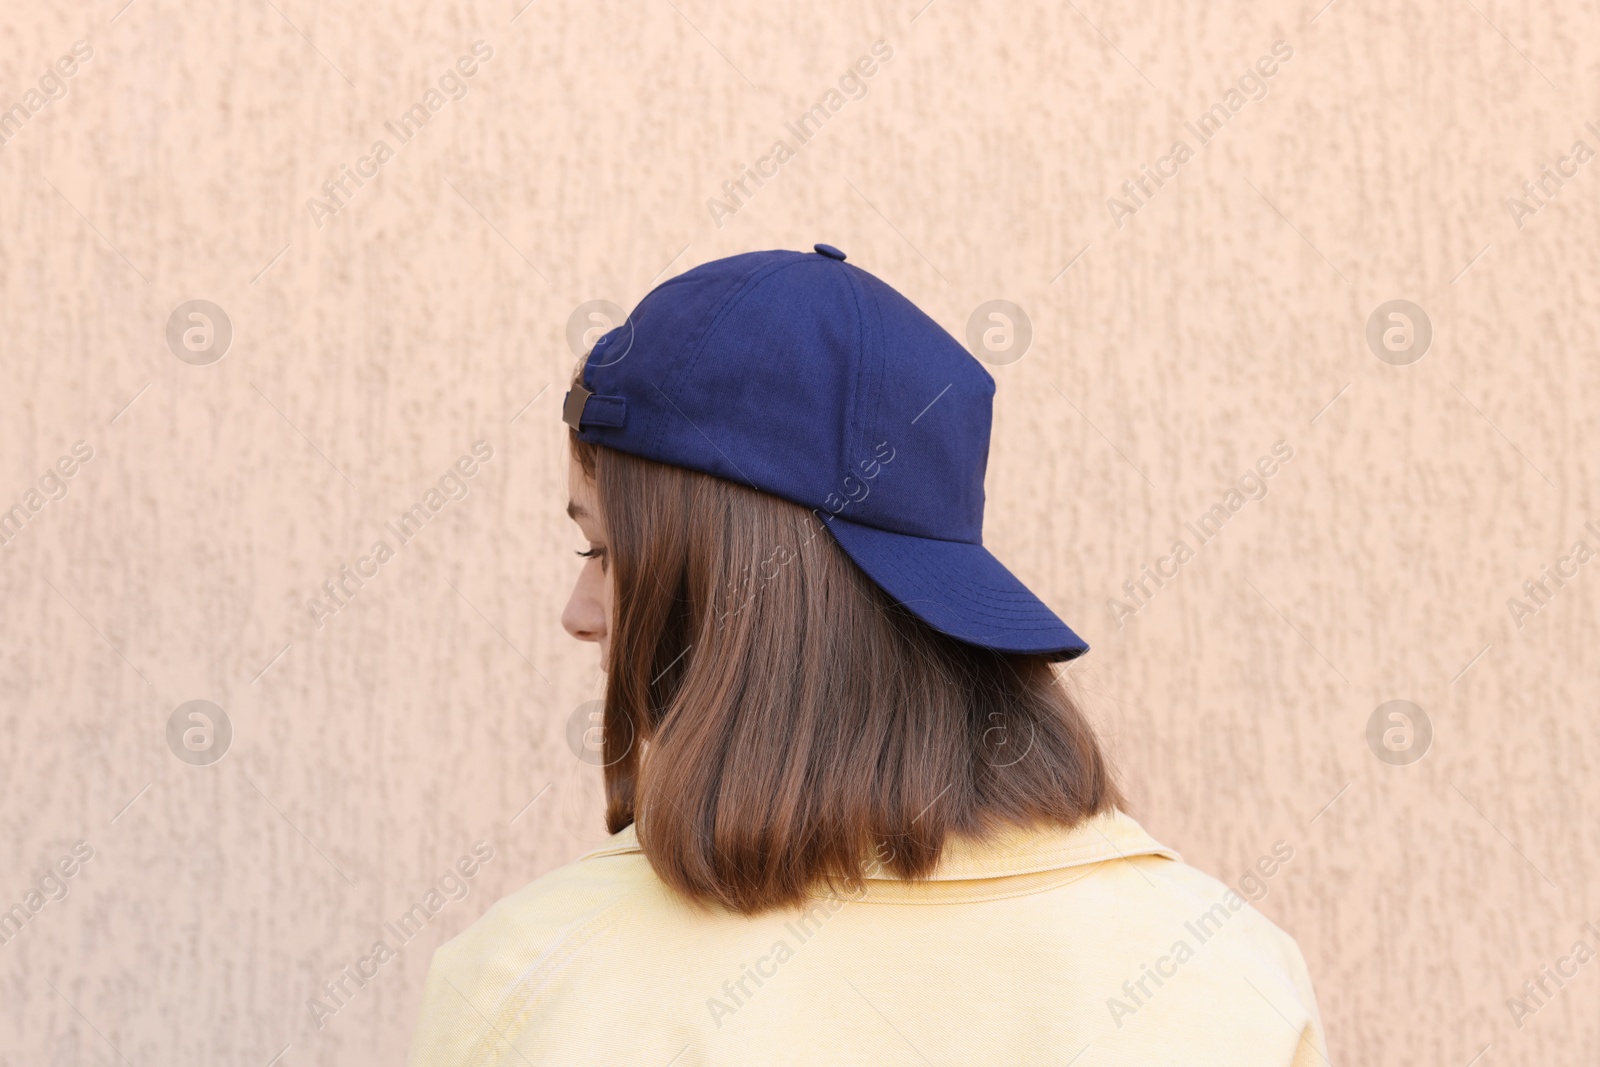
[561,381,627,430]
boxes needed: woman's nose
[561,570,606,644]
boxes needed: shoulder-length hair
[569,385,1124,915]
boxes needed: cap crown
[572,248,995,543]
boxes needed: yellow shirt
[408,808,1328,1065]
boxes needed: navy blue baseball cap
[562,243,1088,662]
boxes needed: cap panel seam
[842,264,876,485]
[644,263,774,461]
[654,256,833,467]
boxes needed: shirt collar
[577,807,1180,883]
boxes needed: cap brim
[820,513,1090,661]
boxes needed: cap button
[813,243,847,261]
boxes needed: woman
[408,244,1327,1065]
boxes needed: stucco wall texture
[1,0,1597,1063]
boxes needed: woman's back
[408,808,1325,1066]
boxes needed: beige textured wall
[2,0,1597,1062]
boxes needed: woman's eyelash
[576,547,606,560]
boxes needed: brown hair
[569,397,1125,915]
